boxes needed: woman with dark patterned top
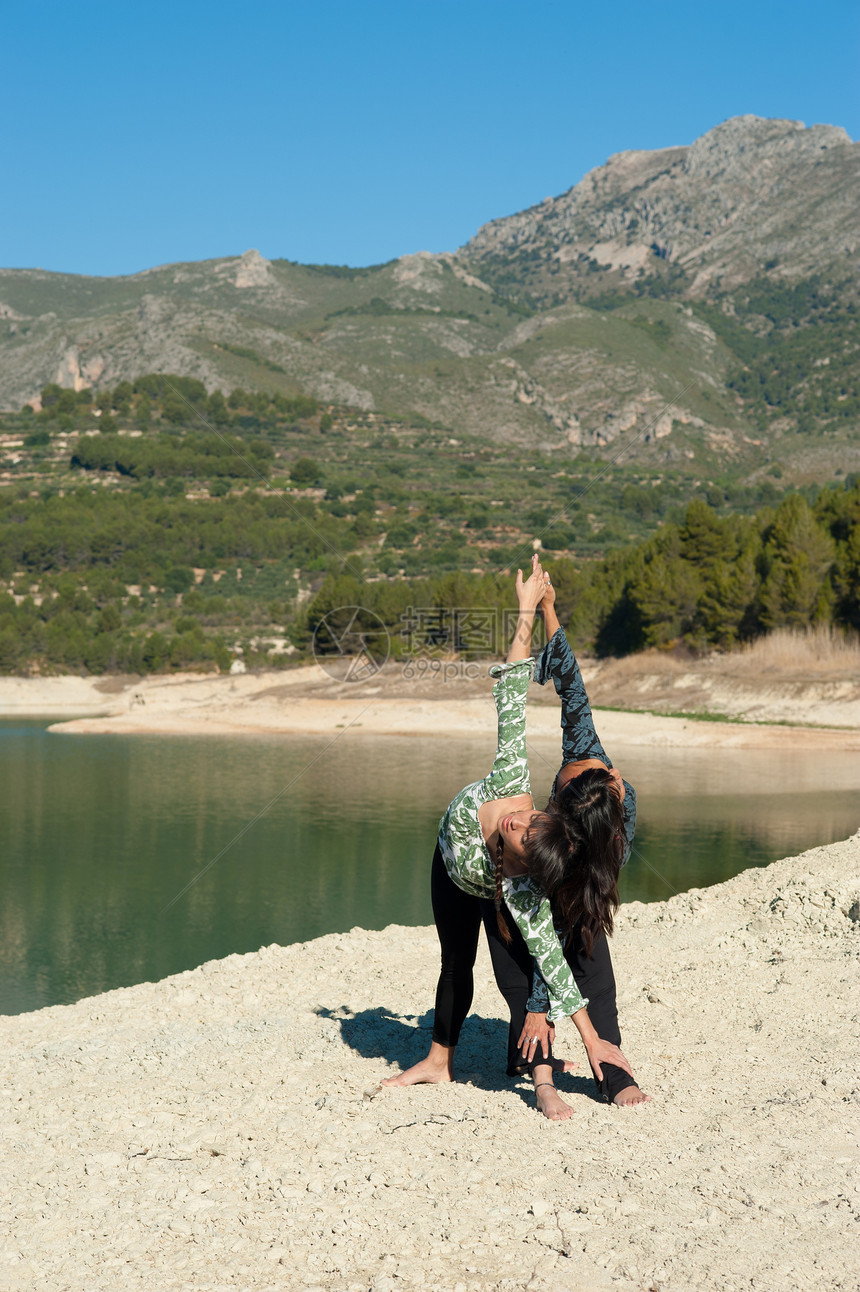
[383,556,634,1116]
[480,580,651,1117]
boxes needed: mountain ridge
[1,115,857,481]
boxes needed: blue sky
[2,0,858,277]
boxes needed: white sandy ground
[2,837,859,1292]
[1,667,860,749]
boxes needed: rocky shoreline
[2,665,859,749]
[2,835,859,1291]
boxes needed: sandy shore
[2,836,859,1291]
[2,665,860,749]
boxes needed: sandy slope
[2,837,858,1292]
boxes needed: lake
[1,720,857,1015]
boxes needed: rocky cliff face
[0,117,856,475]
[461,116,859,297]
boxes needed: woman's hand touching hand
[538,566,560,639]
[515,553,547,615]
[507,554,550,663]
[517,1011,555,1062]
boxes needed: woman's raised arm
[477,556,549,801]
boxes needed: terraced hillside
[0,115,857,488]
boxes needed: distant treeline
[31,374,320,433]
[2,370,857,675]
[566,488,859,652]
[306,487,860,659]
[2,476,856,675]
[70,432,275,482]
[0,489,346,674]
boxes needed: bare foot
[613,1085,652,1106]
[535,1083,575,1121]
[382,1046,454,1087]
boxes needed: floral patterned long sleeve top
[437,657,587,1023]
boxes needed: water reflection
[0,723,857,1014]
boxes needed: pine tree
[757,494,835,630]
[679,499,734,569]
[696,545,759,647]
[628,532,701,647]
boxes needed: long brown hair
[524,767,624,955]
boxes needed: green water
[1,721,857,1015]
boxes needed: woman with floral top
[383,554,635,1118]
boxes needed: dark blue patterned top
[526,627,636,1013]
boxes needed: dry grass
[584,628,860,715]
[722,626,860,677]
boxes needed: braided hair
[494,838,512,945]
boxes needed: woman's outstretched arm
[476,556,549,802]
[504,876,632,1079]
[535,584,637,851]
[534,583,608,767]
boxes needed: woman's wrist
[541,604,560,639]
[506,609,537,663]
[571,1007,596,1047]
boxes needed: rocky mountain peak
[219,248,275,289]
[682,115,852,177]
[460,115,859,295]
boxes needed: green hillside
[1,251,857,494]
[0,376,856,676]
[1,115,858,675]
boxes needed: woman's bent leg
[480,898,548,1075]
[565,925,639,1102]
[480,900,575,1120]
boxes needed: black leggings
[430,844,636,1102]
